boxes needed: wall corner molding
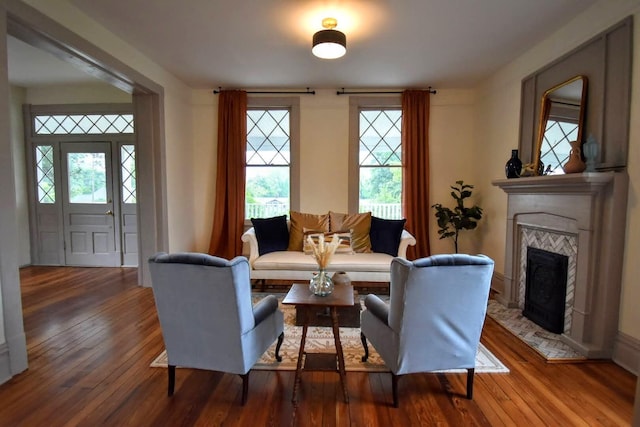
[613,331,640,376]
[0,342,10,385]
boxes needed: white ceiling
[10,0,600,90]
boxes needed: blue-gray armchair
[148,252,284,405]
[360,254,495,407]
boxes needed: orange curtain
[402,90,431,259]
[208,90,247,259]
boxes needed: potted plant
[431,180,483,253]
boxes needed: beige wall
[189,88,478,253]
[191,90,217,251]
[475,0,640,345]
[428,90,478,255]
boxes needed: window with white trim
[349,97,403,219]
[34,113,134,135]
[35,145,55,203]
[245,97,300,220]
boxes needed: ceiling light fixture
[312,18,346,59]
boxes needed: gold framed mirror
[533,75,588,175]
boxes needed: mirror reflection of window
[540,102,580,174]
[534,75,587,175]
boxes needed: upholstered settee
[241,211,417,283]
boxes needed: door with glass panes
[60,142,117,266]
[28,107,138,267]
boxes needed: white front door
[60,142,118,266]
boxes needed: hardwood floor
[0,266,635,426]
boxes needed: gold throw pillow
[329,211,372,253]
[287,211,330,251]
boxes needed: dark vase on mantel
[505,149,522,178]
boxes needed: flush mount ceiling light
[312,17,347,59]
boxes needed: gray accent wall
[519,16,632,169]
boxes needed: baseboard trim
[491,271,505,296]
[613,331,640,375]
[0,342,10,385]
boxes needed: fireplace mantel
[493,172,615,194]
[492,171,628,358]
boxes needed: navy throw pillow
[251,215,290,256]
[369,216,406,256]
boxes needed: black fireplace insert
[523,247,568,334]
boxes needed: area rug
[151,294,509,374]
[486,299,586,362]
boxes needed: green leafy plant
[431,180,483,253]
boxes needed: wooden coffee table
[282,283,354,403]
[294,290,360,327]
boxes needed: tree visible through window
[359,108,402,219]
[67,152,107,204]
[245,109,291,219]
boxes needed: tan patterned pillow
[329,211,372,253]
[287,211,330,251]
[303,229,353,255]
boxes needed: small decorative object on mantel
[306,233,342,296]
[520,160,545,177]
[562,140,586,174]
[583,134,599,172]
[505,149,522,178]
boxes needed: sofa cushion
[287,211,330,251]
[329,211,372,253]
[251,215,290,255]
[370,216,407,256]
[252,251,394,272]
[303,229,353,254]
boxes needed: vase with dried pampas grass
[306,233,343,296]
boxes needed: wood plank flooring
[0,266,635,426]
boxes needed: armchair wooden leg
[466,368,475,399]
[168,365,176,397]
[360,332,369,362]
[392,374,400,408]
[240,373,250,405]
[275,332,284,362]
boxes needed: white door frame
[24,105,138,267]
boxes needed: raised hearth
[493,172,628,358]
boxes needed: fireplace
[523,247,568,334]
[493,172,628,358]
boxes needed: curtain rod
[213,87,315,95]
[336,87,437,95]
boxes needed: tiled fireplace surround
[493,172,628,358]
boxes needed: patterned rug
[151,293,509,373]
[486,299,586,362]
